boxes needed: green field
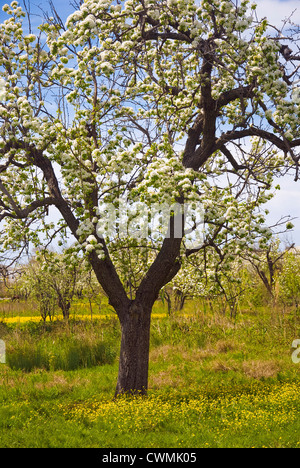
[0,300,299,448]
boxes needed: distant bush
[5,321,117,371]
[48,339,116,371]
[7,338,116,371]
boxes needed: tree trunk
[115,301,152,397]
[88,217,183,398]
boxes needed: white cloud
[255,0,300,29]
[252,1,300,245]
[265,177,300,245]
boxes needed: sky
[0,0,300,245]
[246,0,300,246]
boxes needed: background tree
[0,0,299,396]
[242,238,295,300]
[21,251,81,320]
[22,257,57,321]
[279,248,300,311]
[79,268,104,319]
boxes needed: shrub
[6,325,117,372]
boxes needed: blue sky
[247,0,300,246]
[0,0,300,245]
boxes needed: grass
[0,299,299,448]
[0,319,119,372]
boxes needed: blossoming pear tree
[0,0,299,396]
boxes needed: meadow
[0,298,299,448]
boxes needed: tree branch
[217,128,292,153]
[220,145,247,171]
[0,192,56,222]
[217,84,255,110]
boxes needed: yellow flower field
[0,312,169,324]
[49,382,300,448]
[0,307,299,447]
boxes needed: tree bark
[115,300,152,397]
